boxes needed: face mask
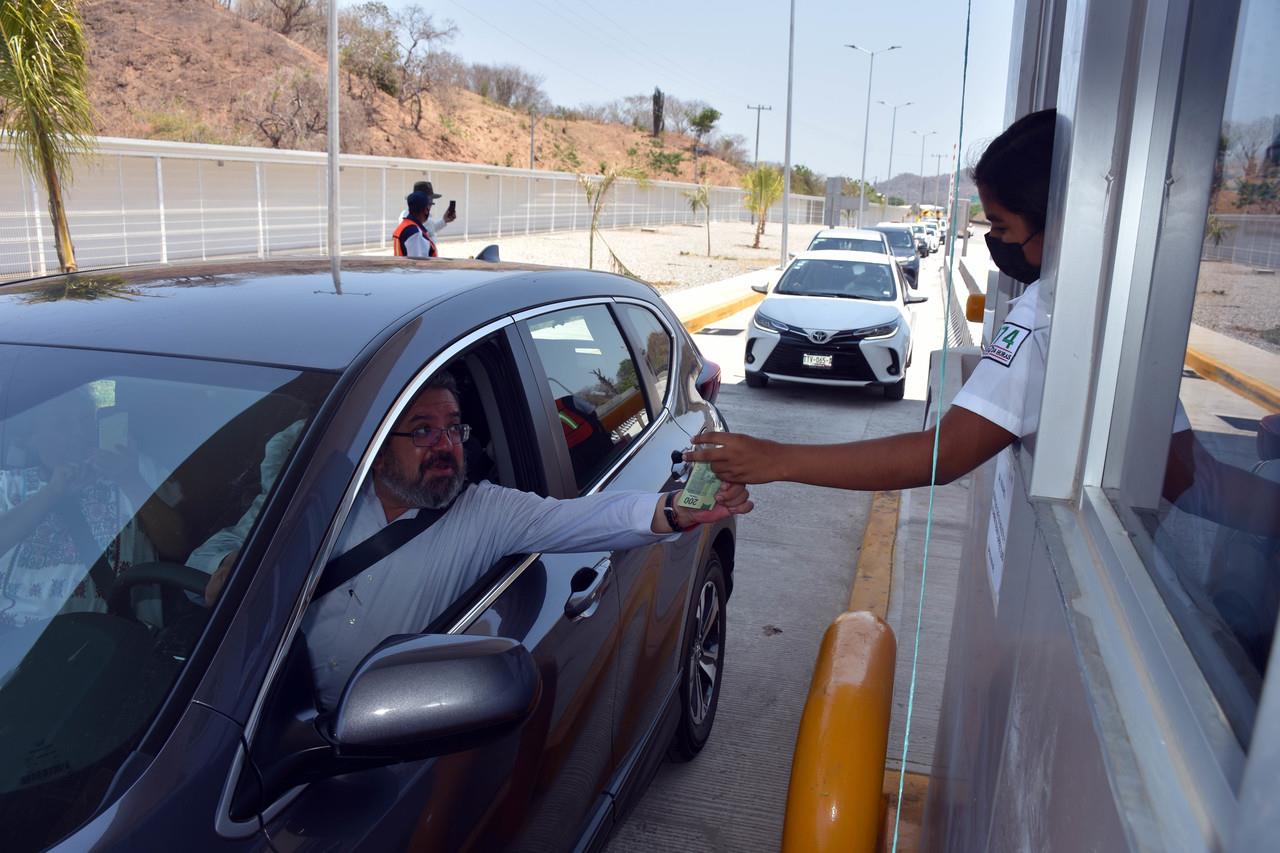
[985,231,1041,283]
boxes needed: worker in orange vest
[392,191,437,258]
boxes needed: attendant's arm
[686,406,1016,490]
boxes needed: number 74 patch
[983,321,1031,367]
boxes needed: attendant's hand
[676,482,754,527]
[684,432,787,484]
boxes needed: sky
[379,0,1017,182]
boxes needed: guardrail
[1202,214,1280,270]
[1,137,826,281]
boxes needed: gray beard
[378,453,466,509]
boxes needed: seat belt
[313,504,452,600]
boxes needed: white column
[497,176,503,238]
[117,156,129,265]
[197,160,207,261]
[550,177,557,233]
[155,157,168,264]
[381,167,388,248]
[526,175,532,235]
[464,173,471,241]
[255,162,267,258]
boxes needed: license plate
[802,353,833,368]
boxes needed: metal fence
[0,137,825,281]
[1201,214,1280,269]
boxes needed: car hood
[758,294,903,331]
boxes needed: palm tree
[684,183,711,257]
[741,165,783,249]
[0,0,96,273]
[578,163,647,270]
[688,107,720,180]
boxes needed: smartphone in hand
[447,200,457,217]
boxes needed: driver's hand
[204,549,239,605]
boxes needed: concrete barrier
[782,611,897,853]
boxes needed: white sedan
[745,250,928,400]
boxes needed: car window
[875,228,914,250]
[0,344,332,851]
[617,303,672,405]
[808,237,887,253]
[525,305,651,492]
[774,259,897,301]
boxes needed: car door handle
[565,558,611,620]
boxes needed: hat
[412,180,443,200]
[405,191,431,215]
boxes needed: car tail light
[696,360,722,403]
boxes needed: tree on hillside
[237,68,367,150]
[741,165,783,249]
[0,0,96,272]
[688,107,721,179]
[652,87,664,137]
[387,4,456,130]
[468,63,550,113]
[684,183,712,257]
[236,0,320,39]
[790,164,825,196]
[578,163,647,270]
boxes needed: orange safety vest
[391,218,437,258]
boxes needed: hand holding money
[670,478,754,529]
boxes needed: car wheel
[744,371,768,388]
[669,551,728,762]
[884,378,906,401]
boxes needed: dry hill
[80,0,744,183]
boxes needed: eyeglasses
[388,423,471,448]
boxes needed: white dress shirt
[301,481,671,709]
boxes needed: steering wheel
[107,561,211,615]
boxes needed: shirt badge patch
[983,322,1031,367]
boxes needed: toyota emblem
[808,330,830,344]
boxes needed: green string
[891,1,973,849]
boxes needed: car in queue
[804,227,893,256]
[744,250,929,400]
[0,258,736,853]
[871,223,922,287]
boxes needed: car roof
[0,258,572,371]
[810,228,885,239]
[872,223,913,231]
[793,250,896,264]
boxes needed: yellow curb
[849,490,901,619]
[1185,346,1280,412]
[680,291,766,334]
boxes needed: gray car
[0,259,735,852]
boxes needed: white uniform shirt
[301,481,671,709]
[952,281,1190,436]
[397,210,448,243]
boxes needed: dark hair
[971,108,1057,232]
[405,191,430,216]
[424,371,458,397]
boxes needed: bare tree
[390,4,457,130]
[238,68,366,150]
[1228,117,1275,178]
[235,0,320,38]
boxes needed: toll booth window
[1123,0,1279,749]
[524,305,650,492]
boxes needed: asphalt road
[606,248,953,851]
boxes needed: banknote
[677,460,721,511]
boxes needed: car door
[240,323,622,853]
[513,300,715,789]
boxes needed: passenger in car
[195,372,752,709]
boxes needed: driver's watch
[663,491,698,532]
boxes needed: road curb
[850,491,901,619]
[678,292,766,334]
[1185,346,1280,412]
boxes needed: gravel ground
[432,221,827,292]
[1193,260,1280,354]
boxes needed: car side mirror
[751,282,769,294]
[906,295,930,304]
[475,244,501,262]
[233,634,539,817]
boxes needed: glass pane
[0,345,332,848]
[618,304,672,403]
[1127,0,1280,748]
[526,305,650,491]
[773,258,898,301]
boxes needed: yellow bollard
[964,293,986,323]
[782,611,897,853]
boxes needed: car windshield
[876,229,915,251]
[775,259,897,301]
[0,344,334,849]
[808,237,887,253]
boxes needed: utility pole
[912,129,936,207]
[930,152,946,209]
[847,43,901,227]
[747,104,773,168]
[877,99,911,218]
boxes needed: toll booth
[925,0,1279,850]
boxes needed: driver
[196,373,753,709]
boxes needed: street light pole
[781,0,796,268]
[912,129,936,207]
[747,104,773,168]
[877,98,912,216]
[846,43,900,228]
